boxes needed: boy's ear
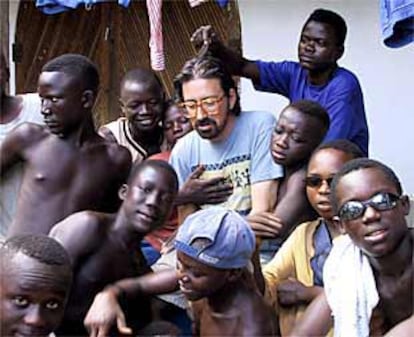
[228,88,237,111]
[335,45,345,61]
[81,90,95,109]
[118,184,129,201]
[227,268,242,282]
[333,216,346,234]
[400,195,410,216]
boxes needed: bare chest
[376,266,413,327]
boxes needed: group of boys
[1,7,412,337]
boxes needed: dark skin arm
[0,123,44,175]
[84,269,178,337]
[191,25,260,84]
[289,291,333,337]
[248,168,313,239]
[175,165,233,206]
[98,126,118,143]
[277,278,323,307]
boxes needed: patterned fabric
[170,111,283,216]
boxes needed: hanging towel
[380,0,414,47]
[147,0,165,71]
[323,235,379,337]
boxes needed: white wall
[238,0,414,193]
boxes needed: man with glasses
[170,55,283,221]
[292,158,413,336]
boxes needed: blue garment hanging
[380,0,414,48]
[36,0,131,15]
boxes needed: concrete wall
[238,0,414,193]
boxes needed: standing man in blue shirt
[192,8,369,155]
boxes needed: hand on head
[191,25,219,56]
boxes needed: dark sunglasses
[338,192,401,221]
[304,176,334,188]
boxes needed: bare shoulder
[104,140,132,165]
[286,166,307,188]
[238,289,277,335]
[98,125,117,143]
[50,210,106,243]
[50,211,110,262]
[4,122,48,147]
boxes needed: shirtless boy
[0,234,72,337]
[50,159,178,336]
[175,207,277,336]
[292,158,413,336]
[0,54,131,236]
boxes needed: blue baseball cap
[175,207,255,269]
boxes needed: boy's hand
[277,278,308,306]
[247,212,283,238]
[277,278,322,306]
[84,289,132,337]
[191,25,219,54]
[178,165,233,205]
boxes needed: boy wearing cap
[175,207,278,336]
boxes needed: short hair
[121,68,164,95]
[174,55,241,116]
[1,234,71,267]
[330,158,403,213]
[289,99,330,135]
[313,139,364,160]
[305,8,347,46]
[42,53,99,93]
[127,159,179,191]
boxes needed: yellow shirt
[263,219,333,336]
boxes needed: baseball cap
[174,207,255,269]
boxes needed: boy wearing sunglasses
[256,139,362,336]
[292,158,413,336]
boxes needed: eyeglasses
[304,176,334,188]
[338,192,401,221]
[163,116,190,130]
[179,95,225,118]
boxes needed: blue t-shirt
[170,111,283,216]
[255,60,369,155]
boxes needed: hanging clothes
[380,0,414,47]
[36,0,131,15]
[146,0,165,71]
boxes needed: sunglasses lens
[371,193,396,211]
[305,176,322,187]
[339,201,364,221]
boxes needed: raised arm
[98,126,118,143]
[289,291,333,337]
[191,25,260,83]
